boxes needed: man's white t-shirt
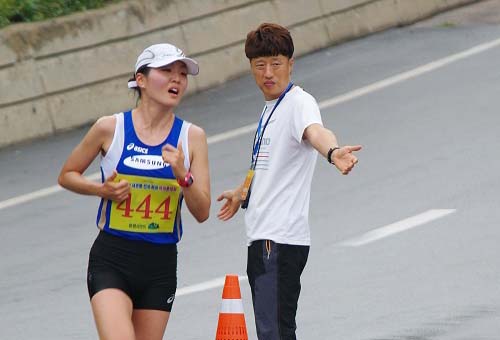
[244,86,323,246]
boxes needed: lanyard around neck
[251,82,294,169]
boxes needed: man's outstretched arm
[303,123,362,175]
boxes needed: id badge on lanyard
[240,169,255,202]
[241,82,293,208]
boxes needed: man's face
[250,55,294,100]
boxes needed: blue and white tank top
[96,110,191,244]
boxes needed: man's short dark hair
[245,23,294,60]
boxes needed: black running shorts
[87,231,177,312]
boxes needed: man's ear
[289,57,294,75]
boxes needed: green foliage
[0,0,118,28]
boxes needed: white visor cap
[128,43,199,88]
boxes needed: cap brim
[148,57,199,75]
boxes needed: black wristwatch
[327,147,340,164]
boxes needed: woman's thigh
[91,288,135,340]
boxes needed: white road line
[0,185,63,211]
[2,36,500,210]
[318,37,500,109]
[180,210,456,295]
[340,209,457,247]
[0,172,101,211]
[206,123,257,144]
[177,275,248,297]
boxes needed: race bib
[109,173,180,233]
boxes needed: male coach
[217,23,361,340]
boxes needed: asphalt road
[1,2,500,339]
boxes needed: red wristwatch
[177,171,194,188]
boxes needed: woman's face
[139,61,188,107]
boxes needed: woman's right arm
[58,116,129,202]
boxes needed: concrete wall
[0,0,478,147]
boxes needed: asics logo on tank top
[127,142,149,154]
[124,143,166,170]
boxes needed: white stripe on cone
[220,299,244,314]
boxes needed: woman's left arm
[162,124,211,222]
[183,125,211,222]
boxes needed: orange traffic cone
[215,275,248,340]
